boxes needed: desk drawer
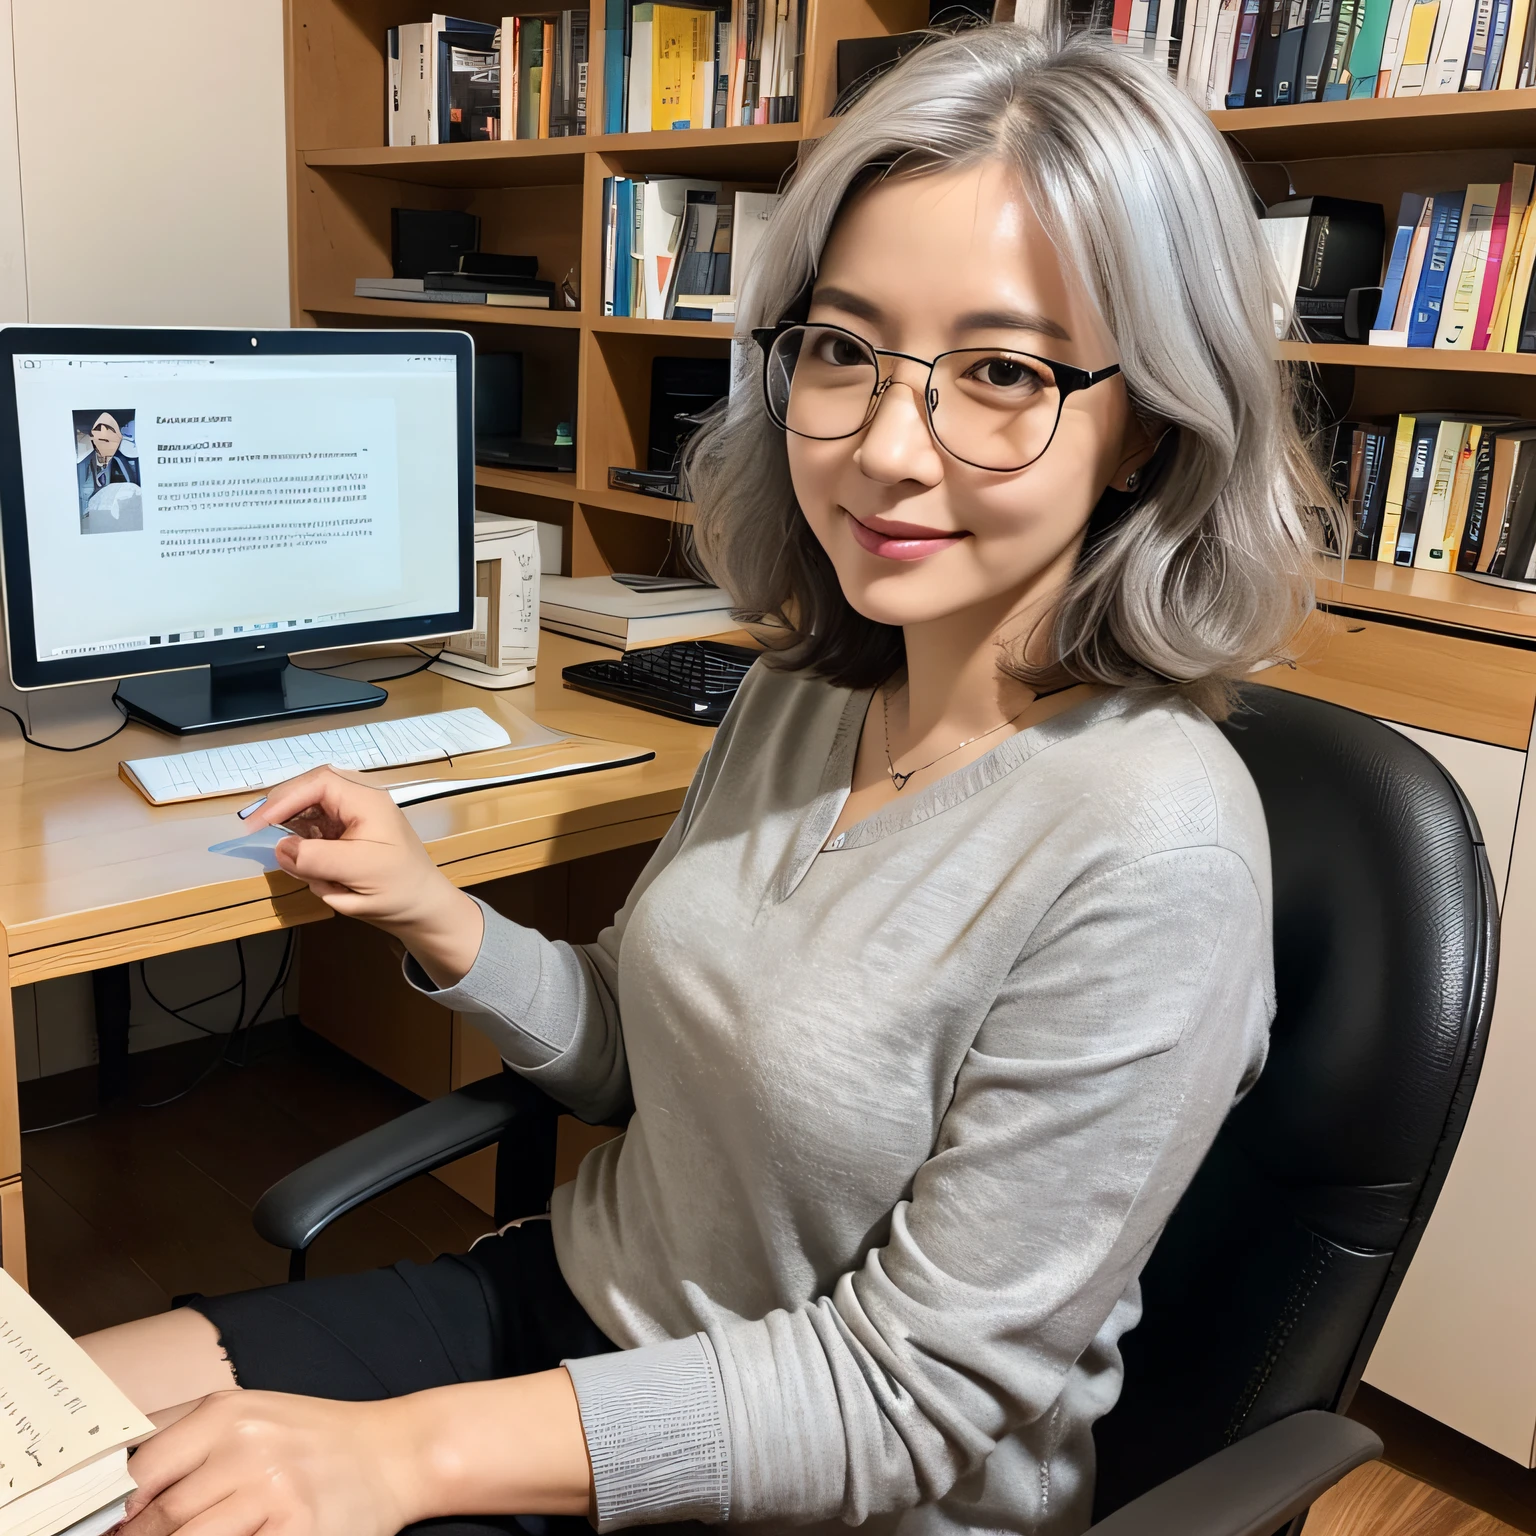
[1259,611,1536,749]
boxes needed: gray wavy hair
[684,23,1332,708]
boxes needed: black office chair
[254,683,1498,1536]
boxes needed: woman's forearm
[390,1369,595,1524]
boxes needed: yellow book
[1504,196,1536,350]
[1377,414,1418,563]
[1490,166,1535,350]
[1438,424,1483,569]
[1501,0,1533,85]
[1393,0,1441,94]
[652,4,713,129]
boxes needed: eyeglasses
[752,321,1123,474]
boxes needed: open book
[0,1267,153,1536]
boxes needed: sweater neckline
[769,682,1138,904]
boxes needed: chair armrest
[254,1072,555,1255]
[1087,1411,1382,1536]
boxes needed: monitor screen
[0,329,473,691]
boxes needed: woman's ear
[1112,423,1172,493]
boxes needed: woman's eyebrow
[810,285,882,322]
[956,308,1073,342]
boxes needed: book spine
[1439,425,1482,565]
[1226,0,1265,98]
[1408,192,1464,347]
[1393,419,1440,564]
[1462,0,1496,80]
[1344,0,1392,90]
[1374,205,1420,329]
[1499,0,1531,78]
[1414,421,1470,568]
[1356,427,1391,558]
[1298,0,1339,95]
[1377,413,1418,560]
[1322,0,1360,90]
[1473,180,1513,349]
[1480,0,1512,78]
[1457,429,1498,568]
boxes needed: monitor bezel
[0,325,475,691]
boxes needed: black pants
[185,1217,616,1536]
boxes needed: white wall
[1,0,294,1074]
[5,0,289,327]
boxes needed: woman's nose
[854,375,945,486]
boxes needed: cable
[291,643,447,683]
[132,939,250,1109]
[0,695,130,753]
[22,1111,99,1136]
[137,954,246,1036]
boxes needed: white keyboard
[121,708,514,805]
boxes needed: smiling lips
[845,509,968,562]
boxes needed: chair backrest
[1093,683,1498,1519]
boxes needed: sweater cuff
[564,1335,732,1530]
[399,897,562,1067]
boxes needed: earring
[1124,468,1141,491]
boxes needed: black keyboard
[561,640,756,725]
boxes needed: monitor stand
[115,655,387,736]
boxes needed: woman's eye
[972,357,1042,389]
[827,337,867,366]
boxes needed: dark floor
[20,1025,1536,1533]
[20,1020,489,1338]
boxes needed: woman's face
[91,414,122,459]
[786,160,1147,638]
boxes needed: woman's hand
[119,1391,422,1536]
[245,766,483,988]
[118,1372,594,1536]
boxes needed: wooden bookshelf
[285,0,924,578]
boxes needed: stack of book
[1137,0,1536,110]
[356,253,556,309]
[601,181,780,319]
[1333,413,1536,582]
[1368,169,1536,351]
[387,11,589,144]
[601,0,805,132]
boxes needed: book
[1372,0,1419,90]
[1371,192,1431,343]
[1424,0,1479,87]
[1320,0,1362,92]
[1354,423,1393,557]
[1498,0,1532,78]
[1298,0,1340,95]
[1226,0,1267,99]
[1488,165,1534,346]
[0,1265,153,1536]
[1436,182,1500,349]
[1475,431,1536,568]
[430,15,497,142]
[1458,426,1503,568]
[1506,192,1536,348]
[1391,0,1442,92]
[425,272,554,295]
[393,22,433,145]
[1518,246,1536,349]
[1393,415,1444,563]
[354,280,489,304]
[1493,435,1536,576]
[629,3,654,130]
[1439,423,1484,563]
[603,0,627,130]
[1461,0,1498,80]
[549,9,590,137]
[442,33,501,141]
[639,177,720,318]
[1376,413,1418,560]
[1412,417,1472,567]
[1206,0,1245,100]
[539,18,556,136]
[539,574,737,647]
[650,3,716,129]
[1407,189,1465,347]
[1472,179,1514,349]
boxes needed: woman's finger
[123,1486,265,1536]
[276,837,387,889]
[120,1415,220,1515]
[243,766,389,835]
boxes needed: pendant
[889,769,913,790]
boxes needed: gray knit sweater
[409,662,1274,1536]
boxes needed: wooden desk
[0,631,715,1283]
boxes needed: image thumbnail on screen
[73,408,141,534]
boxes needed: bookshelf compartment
[581,329,731,495]
[572,500,692,577]
[296,168,583,319]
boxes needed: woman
[85,22,1326,1536]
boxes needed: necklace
[880,687,1035,791]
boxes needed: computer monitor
[0,326,474,735]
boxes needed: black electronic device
[561,639,756,724]
[458,252,540,279]
[1267,195,1386,343]
[391,208,481,279]
[647,356,730,472]
[475,352,523,439]
[609,466,682,498]
[0,327,475,734]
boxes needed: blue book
[604,0,627,132]
[1481,0,1514,85]
[1407,191,1465,348]
[1376,193,1430,333]
[614,178,634,316]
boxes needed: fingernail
[238,796,268,820]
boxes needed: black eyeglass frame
[752,320,1124,473]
